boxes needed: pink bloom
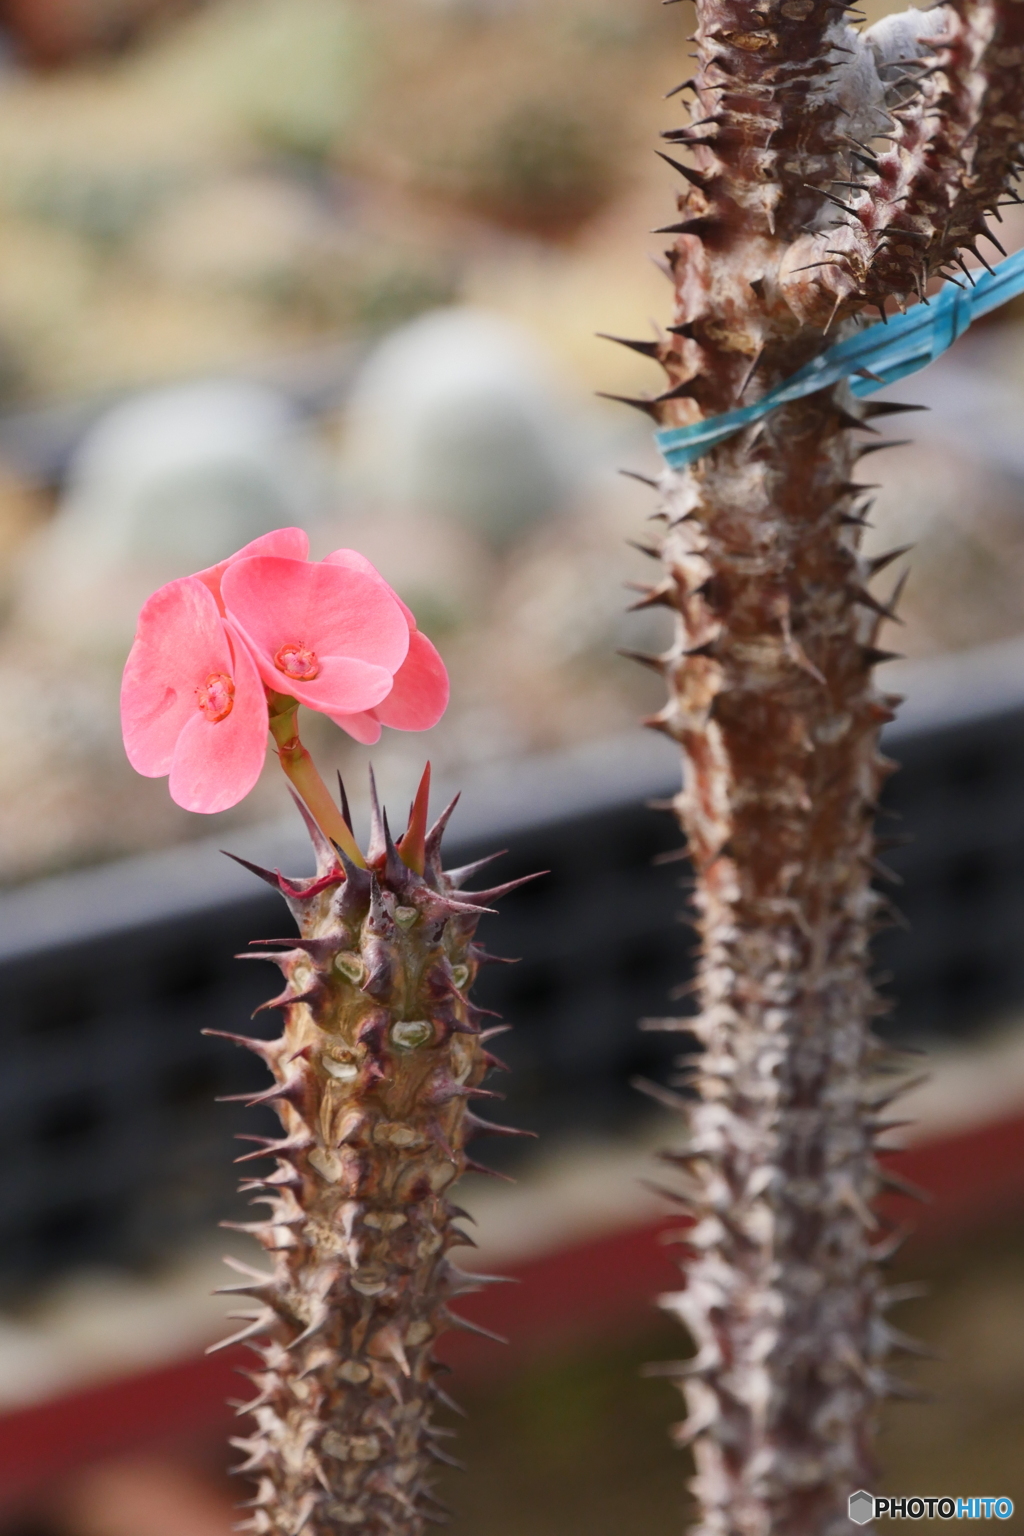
[122,532,450,817]
[196,527,309,613]
[321,549,450,744]
[221,554,410,718]
[121,577,269,813]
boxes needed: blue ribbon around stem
[654,247,1024,471]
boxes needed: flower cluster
[121,529,448,813]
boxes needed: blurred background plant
[0,2,1024,1533]
[0,0,685,884]
[1,0,1022,887]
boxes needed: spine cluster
[213,779,529,1536]
[782,0,1024,324]
[608,1,1022,1531]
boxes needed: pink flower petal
[324,547,417,629]
[327,709,383,745]
[168,633,268,813]
[374,630,450,730]
[197,528,310,611]
[122,577,235,777]
[322,551,448,732]
[326,633,448,741]
[222,556,409,711]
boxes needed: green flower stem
[267,692,366,868]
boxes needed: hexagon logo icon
[848,1490,874,1525]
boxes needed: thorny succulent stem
[615,2,1023,1533]
[217,764,534,1535]
[267,693,366,868]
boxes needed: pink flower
[321,549,450,745]
[122,531,450,815]
[221,554,411,718]
[121,576,269,813]
[196,527,309,612]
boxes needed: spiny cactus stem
[267,693,365,866]
[216,767,526,1536]
[616,2,1019,1531]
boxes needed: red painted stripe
[2,1110,1023,1506]
[0,1350,242,1503]
[882,1112,1024,1236]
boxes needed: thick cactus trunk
[647,295,896,1534]
[648,393,898,1533]
[615,2,1023,1533]
[214,771,528,1536]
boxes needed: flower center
[196,672,234,723]
[274,643,320,681]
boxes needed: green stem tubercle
[267,692,366,868]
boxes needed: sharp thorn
[335,771,354,834]
[861,401,927,419]
[631,1075,690,1112]
[366,764,386,866]
[865,544,913,577]
[619,467,660,488]
[596,331,663,358]
[397,761,431,875]
[443,1310,508,1345]
[856,439,912,458]
[596,391,661,418]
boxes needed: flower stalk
[267,692,366,867]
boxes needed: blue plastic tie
[654,247,1024,471]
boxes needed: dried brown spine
[616,2,1022,1533]
[215,775,531,1536]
